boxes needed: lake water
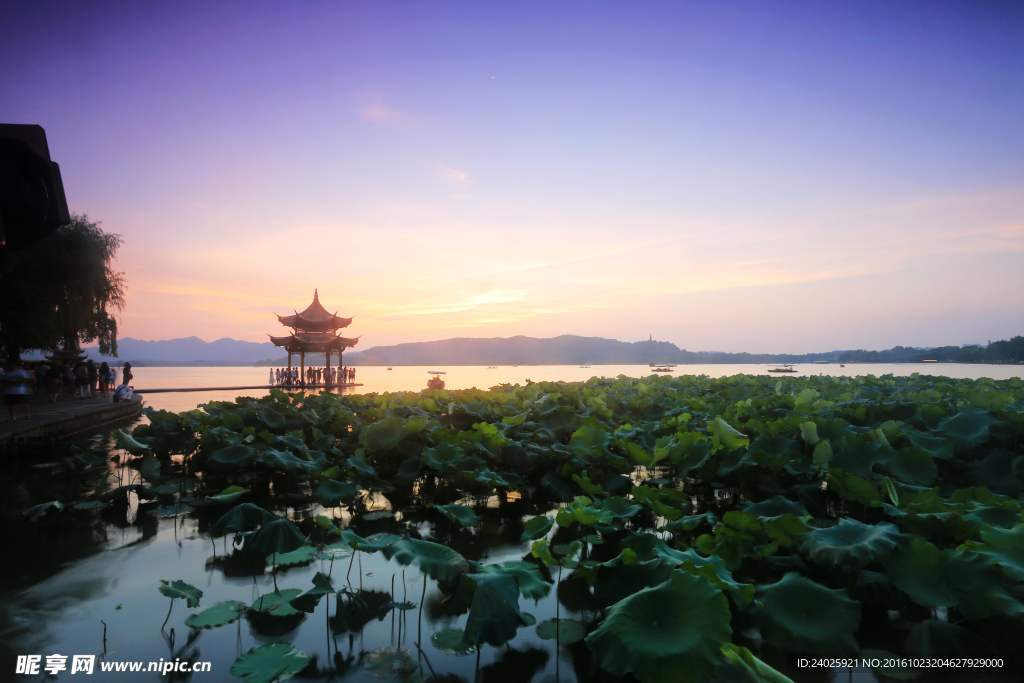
[132,363,1023,413]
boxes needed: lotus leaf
[719,643,794,683]
[139,453,162,483]
[752,573,860,654]
[801,518,906,567]
[206,444,255,471]
[159,580,203,608]
[185,600,247,629]
[935,406,999,450]
[332,590,392,633]
[743,496,809,519]
[382,538,468,581]
[360,416,405,453]
[462,573,531,647]
[251,589,303,616]
[259,448,319,474]
[116,428,154,455]
[255,404,286,429]
[709,416,750,451]
[432,503,480,527]
[521,515,554,541]
[536,618,586,643]
[206,486,250,504]
[592,558,673,608]
[887,538,1024,618]
[289,572,334,612]
[477,561,551,600]
[421,443,465,470]
[361,647,416,679]
[230,643,311,683]
[24,501,64,521]
[430,628,477,656]
[312,479,358,507]
[663,513,717,533]
[973,523,1024,581]
[247,519,306,556]
[148,504,190,518]
[540,472,573,501]
[599,495,643,518]
[904,619,996,658]
[271,545,318,567]
[210,503,273,537]
[556,496,615,527]
[585,569,731,683]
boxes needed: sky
[2,0,1022,353]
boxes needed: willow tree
[0,214,126,359]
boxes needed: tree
[0,214,126,359]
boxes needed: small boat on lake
[652,367,673,372]
[768,364,797,373]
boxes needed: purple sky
[3,1,1022,352]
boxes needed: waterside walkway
[134,383,363,394]
[1,393,144,454]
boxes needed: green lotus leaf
[271,545,317,567]
[663,513,717,533]
[743,496,809,519]
[720,643,794,683]
[72,500,108,511]
[430,628,477,656]
[272,435,305,452]
[360,416,406,453]
[536,618,586,643]
[259,448,319,474]
[230,643,311,683]
[312,479,358,508]
[185,600,247,629]
[886,447,937,486]
[289,572,335,612]
[139,453,162,484]
[572,473,606,497]
[906,430,954,460]
[973,523,1024,581]
[477,561,551,600]
[752,573,860,654]
[826,470,882,507]
[521,515,554,541]
[205,486,250,504]
[420,443,465,470]
[904,620,996,658]
[935,406,1000,450]
[599,495,643,518]
[462,573,531,647]
[205,444,255,471]
[593,558,673,608]
[250,589,303,616]
[432,503,480,527]
[336,529,396,553]
[709,416,750,451]
[801,518,906,567]
[531,540,581,568]
[255,404,286,429]
[540,472,574,501]
[247,519,306,556]
[210,503,273,537]
[361,647,416,679]
[750,436,802,470]
[381,538,468,581]
[585,569,731,683]
[962,505,1021,530]
[116,428,153,455]
[556,496,615,527]
[24,501,65,522]
[159,580,203,608]
[314,542,353,560]
[832,439,889,481]
[888,538,1024,618]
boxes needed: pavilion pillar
[300,352,305,386]
[340,351,344,385]
[325,347,332,387]
[287,353,292,385]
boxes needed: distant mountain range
[67,333,1019,366]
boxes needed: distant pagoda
[269,290,359,385]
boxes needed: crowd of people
[270,365,356,386]
[2,359,134,421]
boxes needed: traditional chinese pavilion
[269,290,359,385]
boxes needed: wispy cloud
[359,105,400,122]
[438,164,471,184]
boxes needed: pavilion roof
[276,290,352,332]
[268,332,360,354]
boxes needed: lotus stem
[346,550,356,586]
[272,556,278,592]
[412,640,441,683]
[161,599,174,630]
[418,577,426,664]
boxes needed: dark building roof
[276,290,353,332]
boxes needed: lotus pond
[5,373,1024,683]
